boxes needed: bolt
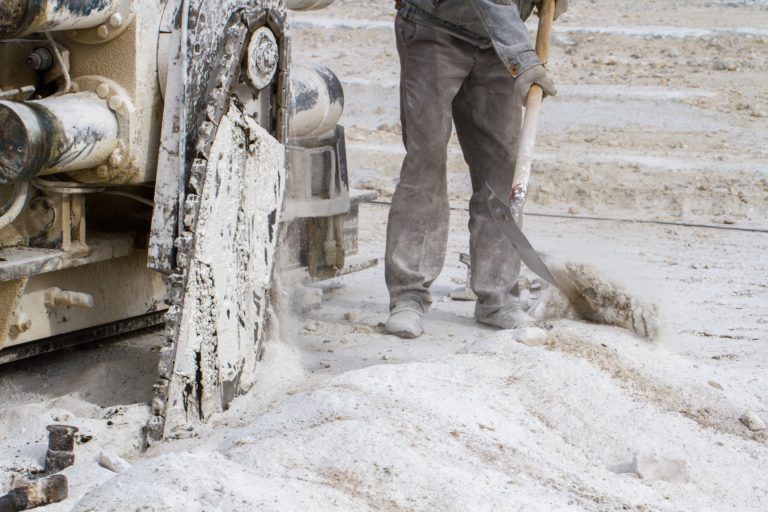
[26,48,53,71]
[96,83,110,98]
[109,13,124,28]
[96,25,109,39]
[108,95,123,110]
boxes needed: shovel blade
[486,183,559,287]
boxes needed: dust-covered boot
[475,302,547,345]
[385,301,424,339]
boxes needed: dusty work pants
[385,14,525,313]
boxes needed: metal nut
[96,25,110,39]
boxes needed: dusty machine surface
[0,0,374,440]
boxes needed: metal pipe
[0,0,119,40]
[0,93,119,184]
[289,65,344,139]
[0,182,29,230]
[285,0,338,10]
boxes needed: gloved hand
[513,64,557,105]
[521,0,569,21]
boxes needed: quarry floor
[1,1,767,510]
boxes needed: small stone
[344,311,358,322]
[740,411,766,432]
[707,380,723,391]
[98,450,131,473]
[631,454,690,483]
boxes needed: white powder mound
[71,452,368,511]
[74,327,757,512]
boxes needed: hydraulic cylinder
[0,0,118,40]
[0,93,119,184]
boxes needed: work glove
[513,64,557,106]
[520,0,569,21]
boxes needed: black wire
[367,200,768,234]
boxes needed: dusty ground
[1,1,767,510]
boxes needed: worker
[385,0,567,338]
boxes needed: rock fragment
[97,450,132,474]
[740,411,766,432]
[631,454,690,484]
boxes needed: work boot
[475,302,534,329]
[385,300,424,339]
[475,302,547,345]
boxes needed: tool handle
[509,0,556,211]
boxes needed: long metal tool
[487,0,559,289]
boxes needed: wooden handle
[509,0,556,206]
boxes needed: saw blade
[145,0,289,443]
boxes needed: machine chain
[145,5,289,443]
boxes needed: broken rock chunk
[631,454,690,484]
[740,411,766,432]
[97,450,132,474]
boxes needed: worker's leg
[385,15,474,312]
[452,47,529,321]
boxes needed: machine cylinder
[0,0,118,39]
[0,93,119,184]
[289,65,344,140]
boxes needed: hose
[0,182,29,230]
[45,32,71,96]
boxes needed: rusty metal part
[0,474,68,511]
[25,48,53,71]
[0,1,30,41]
[0,94,119,184]
[0,0,119,40]
[44,424,79,474]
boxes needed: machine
[0,0,374,441]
